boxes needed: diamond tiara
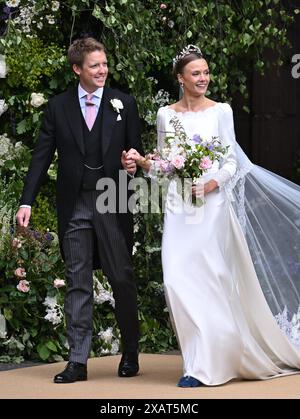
[173,45,203,67]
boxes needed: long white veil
[229,144,300,348]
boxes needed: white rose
[0,55,7,78]
[0,99,8,116]
[51,1,60,11]
[30,92,47,108]
[6,1,21,8]
[99,327,113,343]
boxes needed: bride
[126,45,300,387]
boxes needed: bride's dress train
[155,104,300,385]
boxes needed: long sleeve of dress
[212,104,237,188]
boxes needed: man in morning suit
[16,37,143,383]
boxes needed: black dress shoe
[118,351,139,377]
[53,361,87,383]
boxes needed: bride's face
[178,58,210,97]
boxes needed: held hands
[121,149,138,175]
[122,149,152,172]
[16,207,31,228]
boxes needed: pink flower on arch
[14,267,26,278]
[160,3,167,9]
[17,280,30,293]
[53,278,65,288]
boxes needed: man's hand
[121,149,138,175]
[16,207,31,228]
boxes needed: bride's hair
[173,45,203,77]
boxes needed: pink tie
[85,94,96,130]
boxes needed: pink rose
[171,155,185,169]
[199,156,212,170]
[54,278,65,288]
[17,280,30,293]
[160,3,167,9]
[12,238,22,249]
[14,267,26,278]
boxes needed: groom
[16,37,143,383]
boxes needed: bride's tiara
[173,45,203,67]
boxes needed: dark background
[233,0,300,182]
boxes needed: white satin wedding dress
[154,104,300,385]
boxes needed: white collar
[78,84,104,99]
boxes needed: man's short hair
[67,37,106,67]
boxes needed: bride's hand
[204,180,218,195]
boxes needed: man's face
[73,50,108,92]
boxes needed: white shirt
[78,84,103,119]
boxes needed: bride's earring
[179,81,184,99]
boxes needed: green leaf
[46,341,57,352]
[32,113,40,123]
[92,4,104,20]
[30,329,38,337]
[16,119,29,135]
[4,308,12,320]
[49,79,58,89]
[37,343,50,360]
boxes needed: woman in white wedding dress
[127,45,300,387]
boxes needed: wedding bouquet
[148,116,228,206]
[151,116,228,180]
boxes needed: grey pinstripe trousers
[62,190,139,364]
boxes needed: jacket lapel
[101,87,118,157]
[64,87,85,155]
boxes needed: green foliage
[0,133,31,210]
[89,0,294,113]
[30,184,57,233]
[0,226,67,362]
[4,36,65,91]
[0,0,297,361]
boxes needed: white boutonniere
[110,98,124,121]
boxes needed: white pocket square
[117,114,122,121]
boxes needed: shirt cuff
[126,169,136,179]
[20,205,32,209]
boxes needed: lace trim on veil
[275,306,300,349]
